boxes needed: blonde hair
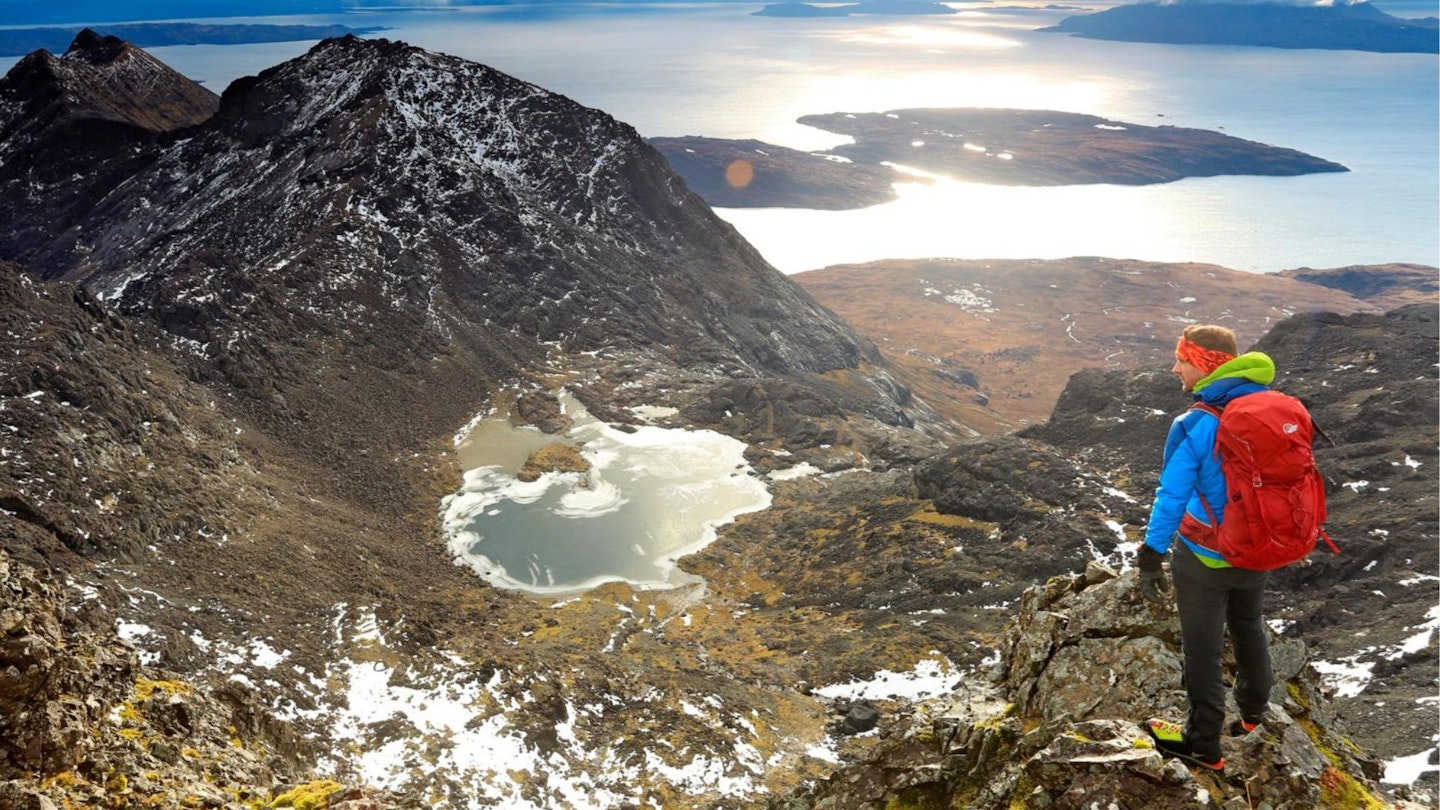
[1182,324,1238,355]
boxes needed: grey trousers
[1172,545,1273,759]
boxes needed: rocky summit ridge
[0,31,1434,810]
[771,563,1419,809]
[0,32,904,395]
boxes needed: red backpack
[1192,391,1339,570]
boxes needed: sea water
[9,3,1431,273]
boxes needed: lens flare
[725,158,755,189]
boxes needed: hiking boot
[1146,718,1225,771]
[1229,717,1262,736]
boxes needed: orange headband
[1175,337,1235,375]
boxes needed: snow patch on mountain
[813,653,962,701]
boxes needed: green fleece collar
[1193,351,1276,393]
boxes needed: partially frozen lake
[441,394,773,595]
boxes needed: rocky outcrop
[0,547,346,809]
[0,546,134,778]
[0,262,262,564]
[912,435,1150,579]
[772,565,1414,809]
[517,442,589,482]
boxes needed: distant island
[0,23,385,57]
[754,1,960,17]
[648,137,912,208]
[651,107,1347,208]
[1041,1,1439,54]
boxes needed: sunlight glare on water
[819,21,1022,50]
[716,171,1210,272]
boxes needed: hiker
[1136,324,1277,771]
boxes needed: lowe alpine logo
[1283,423,1300,434]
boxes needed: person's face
[1172,358,1207,392]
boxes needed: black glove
[1137,545,1171,605]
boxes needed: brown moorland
[793,257,1426,433]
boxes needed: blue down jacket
[1143,352,1277,564]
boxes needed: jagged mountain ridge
[3,29,217,134]
[2,33,887,386]
[769,563,1421,809]
[1,30,919,515]
[0,31,218,279]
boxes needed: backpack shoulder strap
[1190,401,1222,419]
[1181,401,1224,528]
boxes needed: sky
[2,0,1436,26]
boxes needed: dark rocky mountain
[2,33,884,379]
[0,30,219,278]
[0,31,1433,810]
[1,31,921,485]
[1042,1,1440,53]
[0,33,935,807]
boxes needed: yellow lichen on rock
[1320,767,1387,810]
[134,678,193,701]
[265,780,343,810]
